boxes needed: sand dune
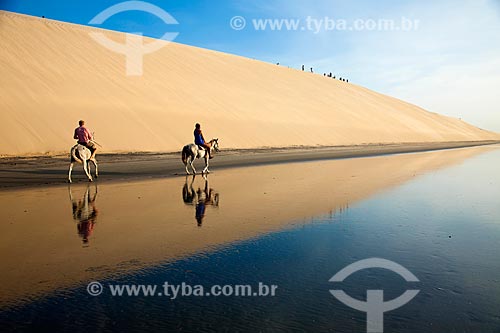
[0,11,498,156]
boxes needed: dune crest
[0,11,498,156]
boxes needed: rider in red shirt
[74,120,97,159]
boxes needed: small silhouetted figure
[310,67,313,73]
[333,76,336,79]
[339,77,342,81]
[302,65,305,71]
[329,72,332,77]
[323,73,326,76]
[276,62,280,66]
[42,16,45,18]
[347,79,349,83]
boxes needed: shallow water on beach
[1,146,500,332]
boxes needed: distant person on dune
[194,123,213,159]
[74,120,96,159]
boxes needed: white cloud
[389,58,500,131]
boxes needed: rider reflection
[182,175,219,227]
[69,184,99,245]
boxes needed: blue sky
[2,0,499,131]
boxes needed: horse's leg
[185,156,191,175]
[68,162,74,183]
[190,155,197,174]
[203,154,209,173]
[83,159,93,182]
[86,157,91,175]
[84,185,90,216]
[91,158,98,178]
[190,161,197,174]
[91,183,98,202]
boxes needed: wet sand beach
[0,144,497,309]
[2,7,500,332]
[1,141,498,189]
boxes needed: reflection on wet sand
[183,175,219,227]
[0,146,496,308]
[69,185,99,245]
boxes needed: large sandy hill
[0,11,498,156]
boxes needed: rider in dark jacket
[194,123,212,159]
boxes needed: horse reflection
[182,175,219,226]
[68,184,99,245]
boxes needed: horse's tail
[181,145,190,164]
[71,145,83,164]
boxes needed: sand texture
[1,11,498,156]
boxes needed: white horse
[181,138,219,175]
[68,144,98,183]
